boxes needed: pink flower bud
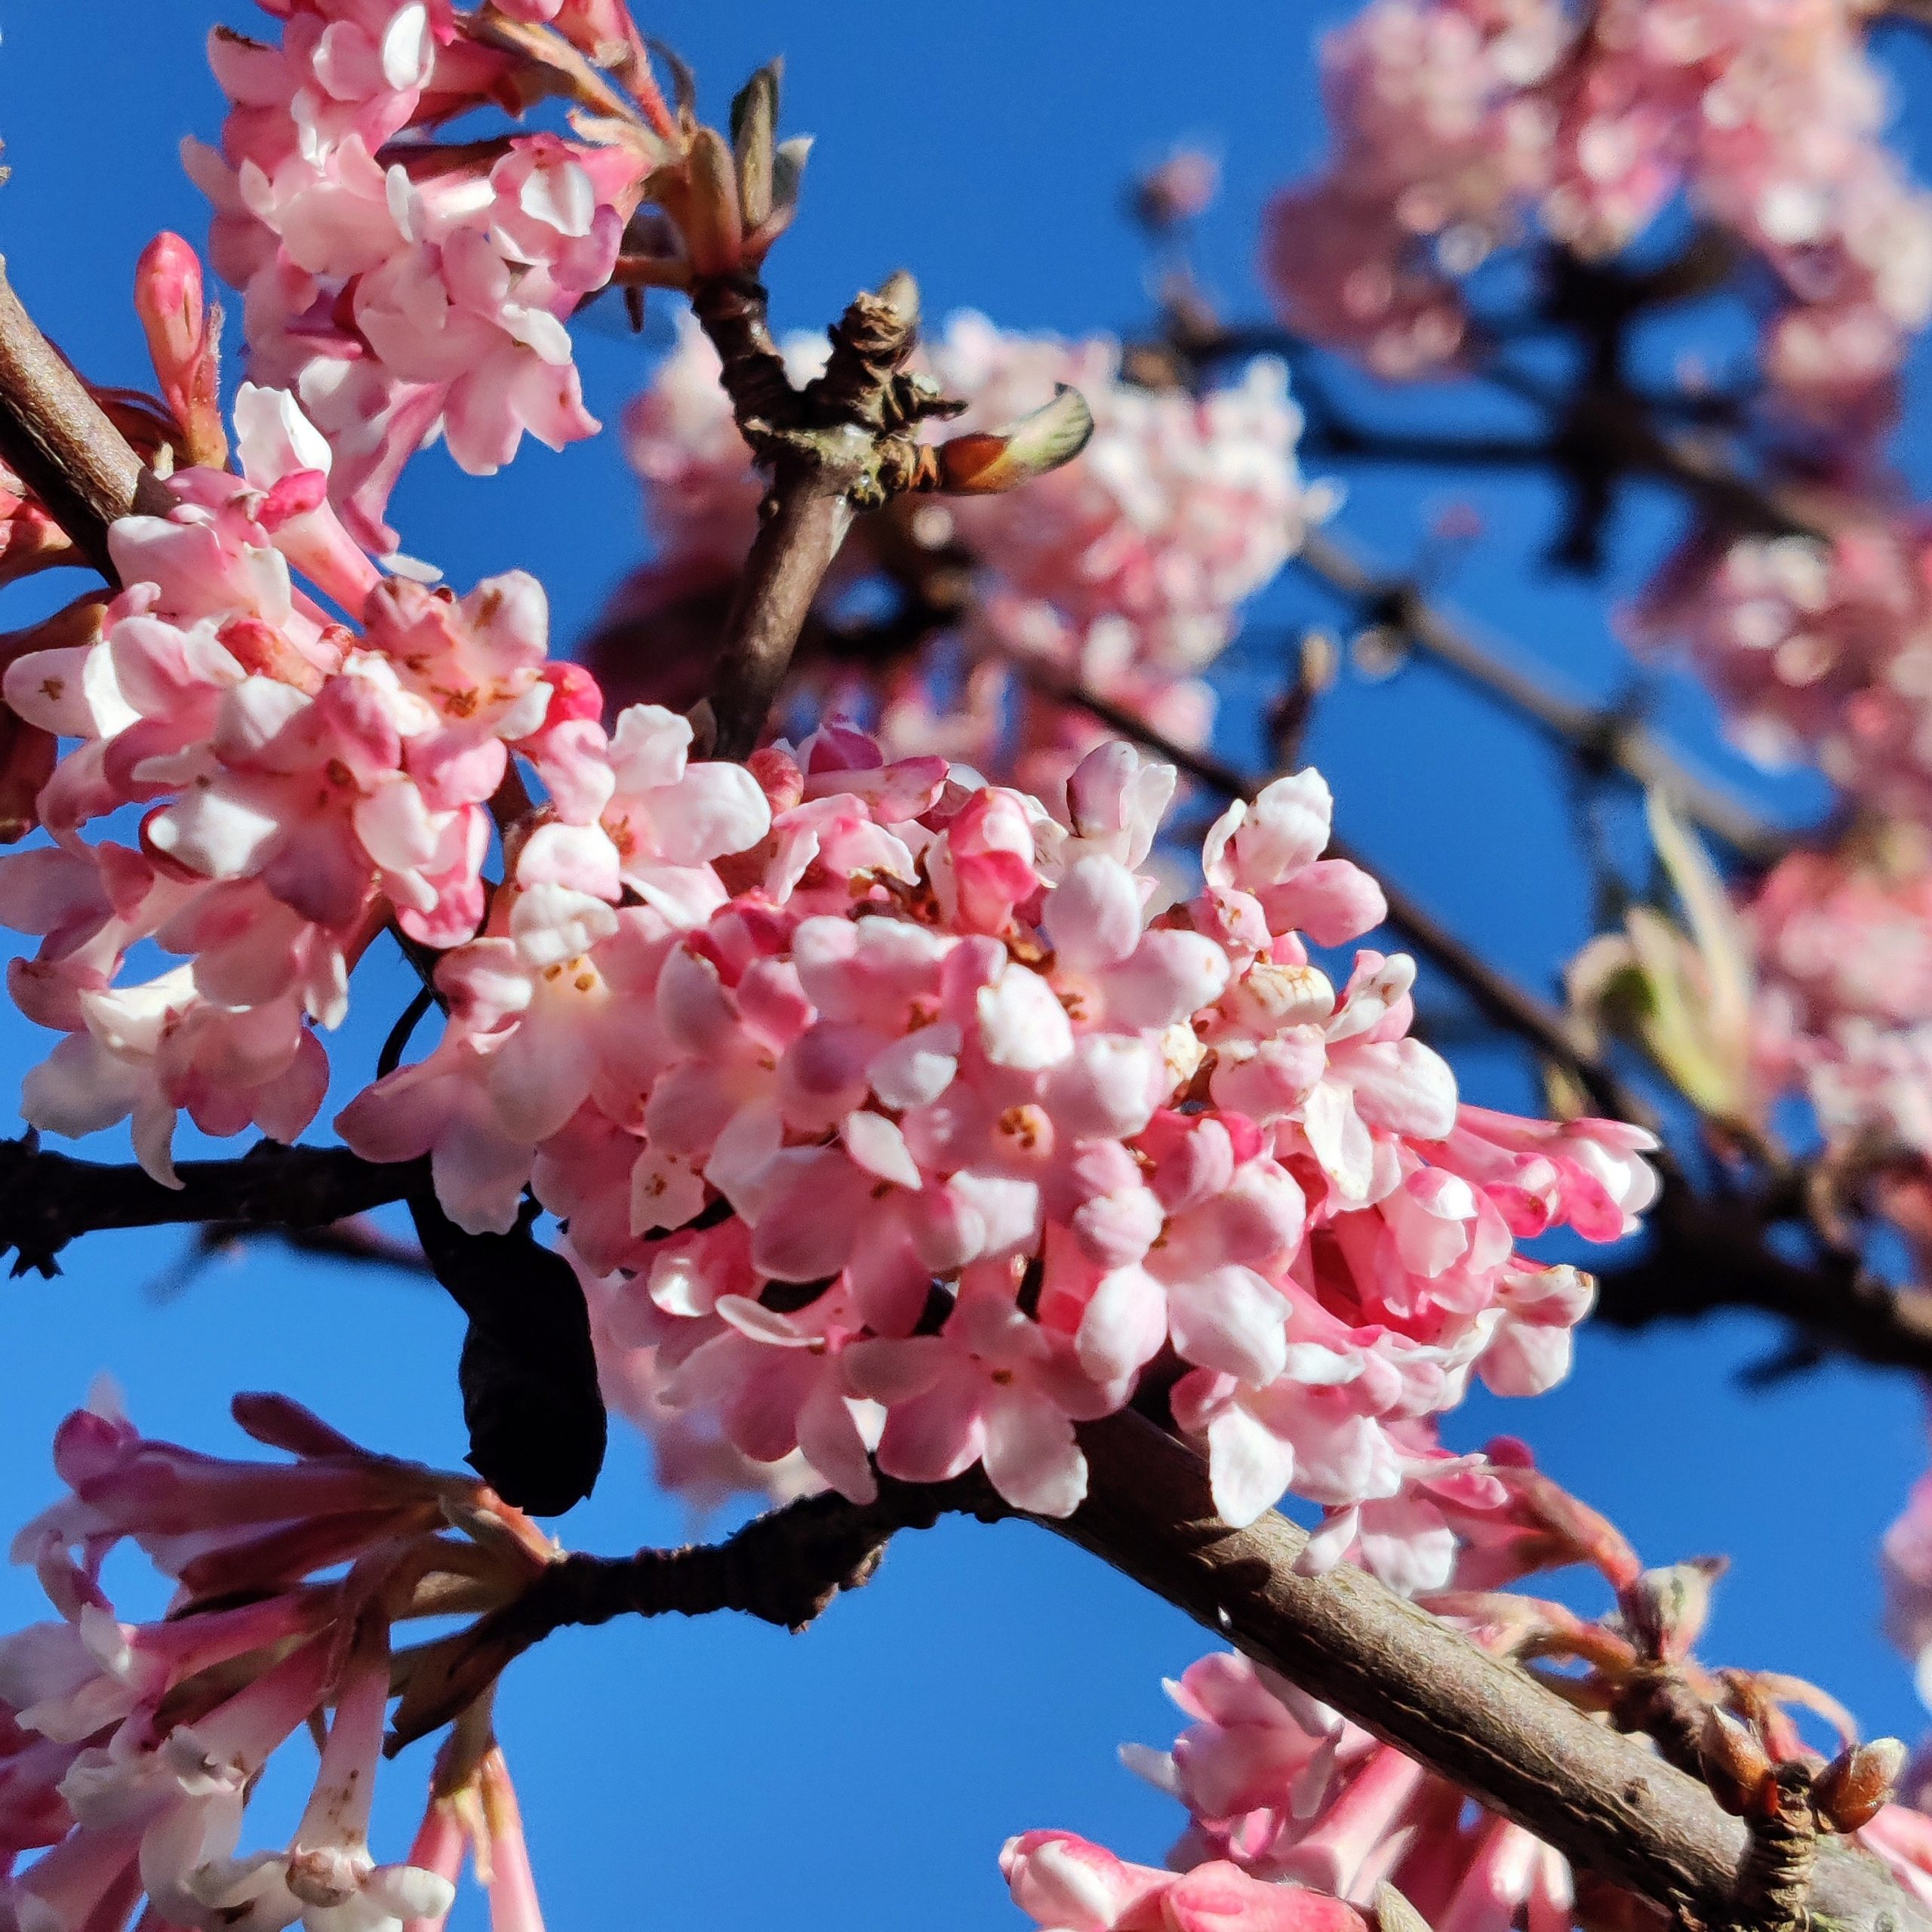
[133,232,226,469]
[1619,1557,1727,1663]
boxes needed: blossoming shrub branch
[0,5,1928,1932]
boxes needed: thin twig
[1595,1178,1932,1379]
[389,1465,1008,1743]
[689,272,923,759]
[1189,318,1818,548]
[1295,529,1792,866]
[0,1136,426,1277]
[705,455,861,758]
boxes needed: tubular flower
[1001,1829,1369,1932]
[0,1390,555,1932]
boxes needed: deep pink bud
[134,232,226,469]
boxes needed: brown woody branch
[1059,1413,1913,1932]
[0,1135,426,1277]
[389,1463,1008,1743]
[0,257,174,581]
[391,1407,1930,1932]
[688,270,923,760]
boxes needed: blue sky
[0,5,1927,1929]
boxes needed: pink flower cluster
[1001,1829,1365,1932]
[1629,518,1932,829]
[1267,0,1932,422]
[1129,1651,1577,1927]
[0,1389,553,1932]
[329,701,1658,1534]
[189,0,645,554]
[604,312,1333,789]
[0,386,597,1183]
[1740,832,1932,1171]
[1112,1637,1932,1932]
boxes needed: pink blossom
[1722,833,1932,1186]
[518,731,1654,1534]
[1001,1829,1368,1932]
[1127,1650,1572,1930]
[0,417,635,1183]
[399,1747,546,1932]
[1263,0,1932,423]
[0,1393,549,1932]
[190,7,646,551]
[1629,519,1932,824]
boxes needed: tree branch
[0,1135,426,1277]
[1295,529,1792,867]
[389,1463,1008,1743]
[392,1407,1931,1932]
[1595,1178,1932,1380]
[1057,1412,1915,1932]
[688,271,923,760]
[704,452,860,758]
[0,256,175,581]
[1187,318,1819,551]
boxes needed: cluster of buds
[615,57,811,290]
[0,1391,556,1932]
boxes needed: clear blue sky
[0,5,1927,1928]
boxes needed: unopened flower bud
[730,59,782,232]
[1814,1737,1907,1834]
[1159,1020,1207,1094]
[134,232,226,469]
[1227,960,1336,1032]
[1700,1707,1773,1817]
[1620,1556,1727,1663]
[872,266,921,332]
[934,386,1095,496]
[1133,149,1220,230]
[681,127,745,278]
